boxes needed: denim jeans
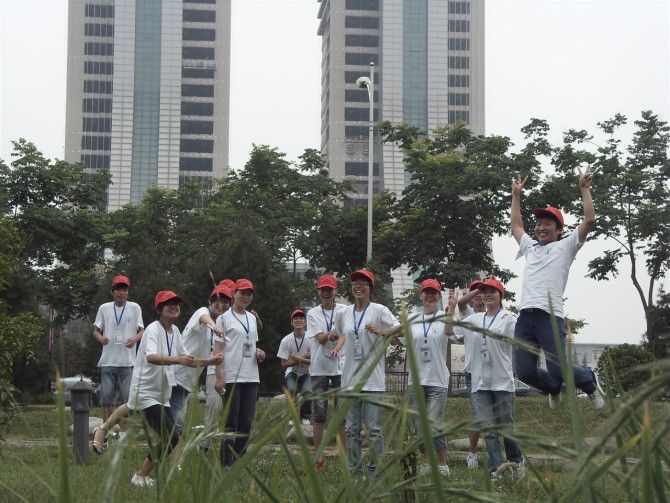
[312,375,341,424]
[100,366,133,406]
[470,390,522,474]
[169,384,191,435]
[345,392,384,475]
[285,372,312,420]
[514,309,596,395]
[409,385,447,451]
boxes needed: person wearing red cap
[277,309,312,424]
[212,278,267,467]
[306,274,347,471]
[511,170,604,410]
[331,269,400,478]
[446,278,524,481]
[172,284,231,438]
[92,274,144,444]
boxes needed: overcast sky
[1,0,668,345]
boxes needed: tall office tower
[65,0,231,211]
[317,0,484,295]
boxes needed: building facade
[317,0,485,295]
[65,0,231,211]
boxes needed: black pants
[142,404,179,462]
[220,382,258,466]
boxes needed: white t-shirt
[517,231,583,318]
[215,308,260,383]
[277,332,311,377]
[127,320,187,410]
[336,302,400,392]
[306,303,348,376]
[175,307,215,392]
[455,305,476,373]
[94,301,144,367]
[453,309,516,393]
[403,309,450,388]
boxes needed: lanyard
[160,321,174,356]
[322,306,335,331]
[210,327,214,352]
[231,310,250,336]
[481,308,502,345]
[294,334,305,353]
[114,302,126,327]
[352,303,370,338]
[422,311,435,343]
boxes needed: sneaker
[315,459,325,471]
[490,471,503,482]
[512,459,525,480]
[130,474,155,487]
[588,374,605,410]
[466,452,479,470]
[548,393,561,410]
[301,418,311,426]
[288,419,294,426]
[438,465,451,477]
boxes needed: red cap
[419,278,442,293]
[218,279,236,290]
[234,278,254,292]
[210,284,233,300]
[317,274,338,289]
[112,275,130,288]
[468,280,483,291]
[290,308,306,320]
[154,290,183,310]
[533,206,564,227]
[351,269,374,287]
[477,278,505,298]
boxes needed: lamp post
[70,377,93,465]
[356,62,374,262]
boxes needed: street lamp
[356,62,374,262]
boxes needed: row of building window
[85,4,114,18]
[346,0,378,10]
[345,125,371,138]
[183,46,215,60]
[448,37,470,51]
[182,101,214,116]
[84,42,114,56]
[345,71,379,84]
[345,15,379,29]
[182,67,215,79]
[449,110,470,123]
[84,23,114,37]
[82,135,111,151]
[183,28,215,41]
[84,61,113,75]
[448,56,469,69]
[81,154,110,170]
[182,84,214,97]
[82,97,112,113]
[345,52,378,66]
[345,107,378,121]
[345,89,378,103]
[448,20,470,32]
[448,93,470,106]
[180,157,213,172]
[83,117,112,132]
[448,74,470,87]
[181,139,213,153]
[448,1,471,14]
[181,120,213,135]
[345,34,378,48]
[184,0,216,3]
[84,80,113,94]
[183,9,215,22]
[345,162,380,177]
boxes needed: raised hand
[578,166,593,191]
[511,175,528,196]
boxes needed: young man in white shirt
[306,274,347,471]
[92,275,144,443]
[511,169,604,410]
[277,309,312,424]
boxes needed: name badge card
[353,340,364,360]
[480,348,490,364]
[243,341,253,358]
[420,345,432,363]
[165,366,177,387]
[114,329,124,345]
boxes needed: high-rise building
[65,0,231,211]
[317,0,484,295]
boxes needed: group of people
[88,169,605,485]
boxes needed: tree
[595,344,655,394]
[646,289,670,358]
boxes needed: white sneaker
[301,418,311,426]
[130,474,155,487]
[548,393,561,410]
[512,459,525,480]
[589,374,605,410]
[466,452,479,470]
[438,465,451,477]
[490,471,503,481]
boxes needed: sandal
[91,426,107,455]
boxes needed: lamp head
[356,76,371,89]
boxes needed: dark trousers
[220,382,258,466]
[141,404,179,462]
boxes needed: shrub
[596,343,655,394]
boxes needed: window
[84,42,114,56]
[180,157,213,171]
[448,74,470,87]
[84,61,114,74]
[345,71,379,84]
[180,139,214,153]
[345,34,378,47]
[182,46,215,60]
[345,107,378,121]
[84,23,114,37]
[345,162,380,176]
[345,126,369,138]
[85,4,114,18]
[183,9,215,22]
[448,20,470,32]
[345,52,378,66]
[181,102,214,116]
[81,135,111,150]
[448,1,471,14]
[345,89,378,102]
[181,120,214,135]
[182,67,215,78]
[83,80,113,93]
[448,93,469,106]
[83,117,112,132]
[81,154,110,170]
[82,98,112,113]
[448,110,470,123]
[182,28,216,41]
[345,0,378,10]
[184,0,215,3]
[182,84,214,97]
[448,38,470,51]
[448,56,469,69]
[345,16,379,29]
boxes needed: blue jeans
[471,390,522,474]
[465,372,476,416]
[345,392,384,475]
[285,372,312,420]
[409,385,447,451]
[100,366,133,406]
[169,384,190,435]
[514,309,596,395]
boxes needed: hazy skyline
[1,0,668,345]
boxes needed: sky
[1,0,669,345]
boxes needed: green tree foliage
[645,289,670,358]
[596,343,655,394]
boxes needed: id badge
[242,341,253,358]
[480,348,490,364]
[353,340,363,360]
[114,329,124,345]
[165,367,177,387]
[324,341,335,358]
[420,345,432,363]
